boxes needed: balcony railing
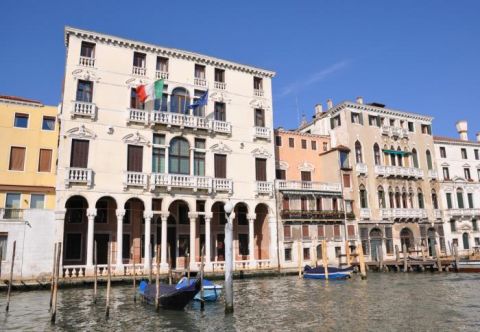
[444,208,480,218]
[124,172,148,190]
[72,101,96,119]
[127,108,149,125]
[149,111,232,134]
[150,174,233,194]
[0,208,24,220]
[382,126,408,138]
[360,208,371,219]
[79,56,95,67]
[212,120,232,134]
[276,180,341,192]
[212,178,233,193]
[254,126,271,140]
[256,181,273,195]
[155,70,169,80]
[281,210,354,220]
[254,89,264,97]
[374,165,424,178]
[356,163,368,174]
[65,167,93,188]
[428,170,438,179]
[214,81,226,90]
[380,208,427,219]
[194,77,207,86]
[132,66,146,76]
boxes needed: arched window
[457,188,464,209]
[431,190,439,209]
[402,189,408,209]
[359,185,368,208]
[412,149,419,168]
[373,144,381,165]
[388,187,395,208]
[355,141,363,163]
[390,146,396,166]
[400,228,414,250]
[170,87,190,114]
[408,189,414,208]
[378,186,386,208]
[397,147,403,167]
[169,137,190,174]
[426,150,433,170]
[395,188,401,208]
[418,188,425,209]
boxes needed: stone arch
[93,196,118,264]
[400,227,414,250]
[254,203,270,260]
[124,197,145,264]
[63,195,89,265]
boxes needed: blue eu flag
[188,90,208,109]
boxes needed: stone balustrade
[72,101,96,119]
[276,180,341,192]
[65,167,93,187]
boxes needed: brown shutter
[255,158,267,181]
[301,171,311,182]
[70,139,89,168]
[38,149,52,172]
[316,197,322,211]
[214,154,227,178]
[282,197,289,210]
[9,147,26,170]
[318,225,325,238]
[302,225,309,238]
[127,145,143,172]
[343,174,351,188]
[283,226,291,239]
[347,225,355,237]
[334,225,341,237]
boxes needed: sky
[1,0,479,138]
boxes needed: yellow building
[0,95,58,218]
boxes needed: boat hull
[457,261,480,273]
[304,272,351,280]
[138,279,201,310]
[194,286,223,301]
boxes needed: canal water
[1,273,479,331]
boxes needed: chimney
[356,96,364,104]
[476,132,480,142]
[456,120,468,141]
[327,99,333,110]
[314,104,323,116]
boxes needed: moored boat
[176,277,223,302]
[456,260,480,272]
[138,278,201,310]
[303,265,353,280]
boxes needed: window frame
[13,113,29,129]
[8,146,26,171]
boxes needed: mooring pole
[5,240,16,312]
[357,242,367,280]
[49,243,57,310]
[51,242,62,323]
[322,239,329,280]
[224,201,234,314]
[133,258,136,303]
[168,244,172,285]
[93,241,98,304]
[155,244,160,311]
[454,243,460,272]
[345,240,351,266]
[436,244,443,272]
[105,242,112,318]
[186,251,191,284]
[200,245,205,311]
[403,244,408,272]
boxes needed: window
[359,186,368,208]
[302,225,309,239]
[6,193,21,210]
[276,169,286,180]
[351,112,362,124]
[478,169,480,181]
[443,167,450,180]
[214,154,227,178]
[127,145,143,172]
[311,141,317,150]
[170,87,190,114]
[275,136,282,146]
[194,64,206,79]
[80,41,95,58]
[152,147,165,173]
[255,158,267,181]
[432,191,439,209]
[369,115,380,127]
[465,168,472,180]
[355,141,363,163]
[467,193,475,209]
[334,225,341,239]
[460,148,467,159]
[153,133,165,145]
[156,56,168,72]
[284,225,291,239]
[0,234,7,261]
[473,220,478,231]
[76,80,93,102]
[343,174,351,188]
[330,115,341,129]
[301,171,311,182]
[347,225,355,238]
[389,119,395,126]
[254,109,265,127]
[38,149,52,172]
[475,149,479,160]
[335,247,341,258]
[303,248,310,260]
[65,233,82,260]
[14,113,28,128]
[192,90,206,116]
[169,138,189,175]
[288,137,295,148]
[214,102,226,121]
[194,139,206,176]
[283,197,290,210]
[9,147,26,171]
[440,147,446,158]
[446,193,453,209]
[457,190,464,209]
[408,121,414,132]
[323,142,328,151]
[284,248,292,261]
[378,187,386,208]
[70,139,89,168]
[42,116,55,130]
[133,52,146,68]
[340,151,350,169]
[421,124,431,135]
[426,150,433,170]
[214,68,225,83]
[418,191,424,209]
[301,139,307,149]
[450,220,456,232]
[254,77,263,90]
[130,88,144,110]
[374,144,381,165]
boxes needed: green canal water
[1,273,479,331]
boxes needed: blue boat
[303,265,353,280]
[176,277,223,302]
[138,278,201,310]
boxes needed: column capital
[143,211,153,219]
[160,211,170,219]
[87,208,97,218]
[116,209,126,218]
[204,213,213,219]
[188,212,198,219]
[247,213,256,221]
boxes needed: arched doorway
[427,228,436,256]
[124,198,145,264]
[94,196,117,264]
[168,200,190,268]
[234,203,249,260]
[64,195,88,265]
[211,201,226,262]
[254,204,270,260]
[369,228,383,261]
[400,228,414,251]
[463,232,470,250]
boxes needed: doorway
[463,232,470,250]
[94,233,110,264]
[369,228,383,262]
[167,227,176,268]
[427,228,436,256]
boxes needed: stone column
[160,212,168,270]
[248,214,256,265]
[165,146,169,173]
[143,211,153,270]
[190,148,195,176]
[205,213,212,267]
[188,212,197,269]
[86,208,97,269]
[268,215,278,266]
[116,209,125,271]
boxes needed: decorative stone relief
[122,131,150,146]
[125,77,150,89]
[249,99,270,110]
[276,161,289,170]
[251,147,271,158]
[72,69,101,82]
[210,141,232,154]
[297,161,314,172]
[210,92,231,104]
[65,124,97,139]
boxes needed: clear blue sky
[1,0,479,138]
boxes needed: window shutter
[127,145,143,172]
[282,197,289,210]
[255,158,267,181]
[347,225,355,237]
[9,147,26,170]
[70,139,89,168]
[334,225,341,237]
[359,113,364,125]
[317,225,325,238]
[214,154,227,178]
[38,149,52,172]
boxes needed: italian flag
[136,79,164,102]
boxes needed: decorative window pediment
[65,124,97,139]
[276,161,289,170]
[251,147,271,158]
[72,69,101,82]
[298,161,314,172]
[249,99,270,110]
[125,77,150,89]
[462,163,471,168]
[210,92,231,104]
[122,131,150,146]
[441,162,450,167]
[210,141,232,154]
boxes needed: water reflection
[1,273,480,331]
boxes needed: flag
[188,90,209,109]
[136,79,164,103]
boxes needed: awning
[383,149,409,156]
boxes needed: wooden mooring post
[454,243,460,272]
[357,243,367,280]
[200,246,205,311]
[155,245,161,311]
[105,242,112,318]
[51,242,61,323]
[345,241,351,266]
[49,243,57,310]
[133,259,136,303]
[322,240,329,280]
[5,240,16,312]
[298,241,303,278]
[186,251,191,284]
[168,244,172,285]
[436,244,442,272]
[93,241,98,304]
[402,244,408,272]
[394,245,400,271]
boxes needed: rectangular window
[335,247,341,258]
[465,168,472,180]
[192,90,206,116]
[340,151,350,169]
[255,158,267,181]
[303,248,310,260]
[154,92,169,112]
[461,148,468,159]
[330,115,341,129]
[130,88,144,109]
[472,220,478,231]
[153,133,165,145]
[6,193,21,210]
[440,147,446,158]
[76,80,93,102]
[284,248,292,261]
[214,102,226,121]
[152,147,165,173]
[80,41,95,58]
[42,116,55,131]
[302,225,309,239]
[408,121,414,132]
[343,174,351,188]
[351,112,362,124]
[311,141,317,150]
[14,113,29,128]
[194,64,206,79]
[317,225,325,238]
[360,189,368,208]
[195,138,206,149]
[70,139,89,168]
[194,152,205,176]
[450,220,456,232]
[254,109,265,127]
[133,52,146,68]
[127,145,143,172]
[323,142,328,151]
[443,167,450,180]
[38,149,52,172]
[253,77,263,90]
[457,191,464,209]
[214,68,225,82]
[214,154,227,178]
[468,193,474,209]
[65,233,82,260]
[347,225,355,238]
[0,234,7,261]
[446,193,453,209]
[9,147,26,171]
[333,225,341,239]
[29,194,44,209]
[369,115,380,127]
[283,196,289,210]
[156,56,169,72]
[288,137,295,148]
[301,139,307,149]
[421,124,432,135]
[475,238,480,246]
[284,225,291,239]
[475,149,480,160]
[316,197,322,211]
[301,171,311,182]
[275,136,282,146]
[276,169,286,180]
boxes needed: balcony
[444,208,480,219]
[256,181,273,196]
[155,71,169,80]
[360,208,371,219]
[79,56,95,67]
[150,174,233,194]
[132,66,146,76]
[124,172,148,190]
[0,208,24,220]
[356,163,368,174]
[150,111,232,135]
[254,126,271,140]
[194,77,207,87]
[380,208,427,219]
[127,108,149,125]
[65,167,93,188]
[276,180,341,192]
[428,170,438,179]
[281,210,354,220]
[71,101,96,119]
[254,89,264,97]
[212,178,233,193]
[214,81,226,90]
[374,165,424,179]
[211,120,232,134]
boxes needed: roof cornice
[65,26,276,78]
[434,136,480,147]
[328,102,434,122]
